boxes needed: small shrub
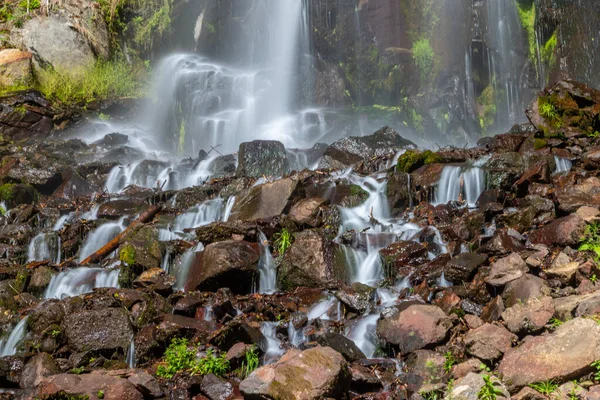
[70,366,85,375]
[579,222,600,260]
[548,317,563,329]
[156,338,230,379]
[443,351,456,374]
[591,360,600,381]
[191,349,229,377]
[236,346,259,378]
[529,380,558,395]
[412,37,434,85]
[273,228,292,256]
[396,149,440,173]
[540,102,558,120]
[478,374,504,400]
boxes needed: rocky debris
[0,49,33,87]
[379,240,428,277]
[528,214,586,247]
[229,177,298,221]
[237,140,290,178]
[464,323,517,361]
[445,372,510,400]
[499,318,600,392]
[445,253,487,283]
[20,352,61,388]
[318,126,415,170]
[62,308,134,353]
[288,197,328,226]
[239,346,350,399]
[38,373,143,400]
[315,332,366,362]
[501,296,554,334]
[376,303,452,355]
[484,253,529,286]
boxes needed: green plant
[478,374,504,400]
[444,351,456,374]
[567,382,581,400]
[529,380,558,395]
[97,390,104,399]
[50,328,61,337]
[156,338,229,379]
[540,102,558,120]
[592,274,598,284]
[18,0,40,11]
[579,222,600,260]
[70,366,85,375]
[273,228,292,256]
[191,349,230,377]
[412,37,434,85]
[236,346,259,378]
[591,360,600,381]
[549,317,564,329]
[420,390,442,400]
[98,113,110,121]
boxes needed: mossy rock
[397,149,442,173]
[0,183,36,208]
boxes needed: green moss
[533,138,547,149]
[0,183,15,201]
[516,0,536,62]
[119,244,136,265]
[412,37,434,85]
[397,149,440,173]
[477,85,497,135]
[542,31,557,66]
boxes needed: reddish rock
[38,373,143,400]
[444,253,487,283]
[464,323,517,361]
[484,253,529,286]
[501,296,554,334]
[379,240,428,276]
[481,295,505,322]
[502,274,552,307]
[288,197,328,226]
[528,213,586,247]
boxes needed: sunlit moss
[542,31,557,66]
[516,1,536,62]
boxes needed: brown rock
[20,353,61,388]
[0,49,33,87]
[38,373,143,400]
[481,296,505,322]
[289,197,328,227]
[501,296,554,334]
[528,214,586,247]
[502,274,551,307]
[230,178,298,221]
[464,323,517,361]
[484,253,528,286]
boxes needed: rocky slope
[0,79,599,399]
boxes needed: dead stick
[80,205,162,266]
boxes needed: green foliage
[420,390,443,400]
[0,203,5,216]
[119,244,136,265]
[540,102,558,120]
[443,351,456,374]
[579,222,600,260]
[274,228,292,256]
[591,274,598,284]
[529,380,558,395]
[549,317,564,329]
[50,328,61,337]
[17,0,40,11]
[99,113,110,121]
[516,0,536,62]
[0,183,15,201]
[396,149,441,173]
[542,31,558,66]
[478,374,504,400]
[591,360,600,382]
[70,366,85,375]
[36,60,144,106]
[412,37,434,85]
[97,390,104,399]
[477,85,497,135]
[533,138,547,150]
[156,338,230,379]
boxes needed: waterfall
[222,196,236,222]
[175,243,204,291]
[435,158,488,208]
[260,322,285,364]
[78,217,127,262]
[554,156,572,174]
[258,232,277,294]
[0,317,28,357]
[436,272,452,288]
[160,197,234,241]
[44,268,120,299]
[126,338,136,368]
[27,233,61,264]
[347,314,379,359]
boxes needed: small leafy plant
[478,374,504,400]
[156,338,230,379]
[444,351,456,374]
[592,274,598,284]
[191,349,230,377]
[529,380,558,395]
[273,228,292,255]
[540,102,558,120]
[236,346,259,378]
[591,360,600,382]
[549,317,564,329]
[70,366,85,375]
[579,222,600,260]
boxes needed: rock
[376,303,452,355]
[62,308,133,353]
[229,177,298,221]
[445,372,510,400]
[128,371,163,398]
[279,230,345,290]
[288,197,328,227]
[484,253,528,286]
[38,373,143,400]
[0,183,37,209]
[349,364,382,393]
[502,274,551,307]
[315,332,366,362]
[236,140,290,178]
[528,214,586,247]
[0,90,55,140]
[576,206,600,222]
[557,177,600,213]
[525,245,549,267]
[200,373,234,400]
[545,260,580,286]
[334,283,376,314]
[498,318,600,392]
[133,268,175,293]
[239,346,350,400]
[210,320,266,353]
[451,359,483,380]
[445,253,487,284]
[20,353,61,388]
[553,290,600,320]
[27,266,55,295]
[512,387,547,400]
[386,172,412,215]
[52,168,98,199]
[501,296,554,334]
[0,49,33,87]
[185,240,260,294]
[119,225,165,270]
[481,296,505,322]
[404,350,445,392]
[464,323,517,361]
[379,240,428,277]
[318,126,415,170]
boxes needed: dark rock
[484,253,528,286]
[229,177,298,222]
[528,214,586,247]
[379,241,428,278]
[557,177,600,213]
[62,308,133,353]
[503,274,551,308]
[444,253,486,283]
[334,283,375,314]
[386,172,412,215]
[94,133,129,147]
[315,332,366,362]
[236,140,290,178]
[200,373,234,400]
[210,320,266,353]
[0,90,55,140]
[128,371,163,398]
[481,296,505,322]
[20,353,60,388]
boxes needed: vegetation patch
[397,149,441,173]
[412,37,434,86]
[274,228,293,256]
[156,338,230,379]
[516,0,536,62]
[0,183,15,201]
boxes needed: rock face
[498,318,600,392]
[446,373,510,400]
[279,230,345,290]
[239,346,350,400]
[501,296,554,334]
[0,49,33,87]
[318,126,415,170]
[237,140,290,178]
[186,240,260,294]
[528,214,586,247]
[62,308,133,353]
[0,90,55,140]
[376,303,452,355]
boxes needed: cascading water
[159,197,234,241]
[78,217,127,262]
[27,232,61,264]
[258,232,277,294]
[174,243,204,291]
[260,322,285,364]
[554,156,572,174]
[126,339,136,368]
[0,317,28,357]
[435,158,488,207]
[44,268,120,299]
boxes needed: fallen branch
[79,204,162,266]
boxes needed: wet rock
[334,283,376,314]
[52,168,98,199]
[386,172,412,215]
[288,197,328,227]
[553,290,600,320]
[62,307,133,353]
[20,352,60,388]
[445,372,510,400]
[0,183,36,209]
[379,240,428,277]
[210,320,266,353]
[484,253,528,286]
[478,228,526,255]
[485,152,526,191]
[279,230,345,290]
[349,364,382,393]
[502,274,552,307]
[318,126,415,170]
[376,303,452,355]
[98,200,146,218]
[0,356,25,388]
[128,371,163,398]
[498,318,600,393]
[211,154,238,179]
[444,253,487,283]
[229,177,298,222]
[557,177,600,213]
[404,350,445,393]
[481,296,505,322]
[94,132,129,147]
[501,296,554,335]
[186,240,260,294]
[315,332,366,362]
[119,225,165,271]
[0,49,33,87]
[200,373,234,400]
[493,133,526,152]
[38,373,143,400]
[27,266,55,296]
[528,214,586,247]
[0,90,55,140]
[239,346,350,399]
[133,268,176,294]
[236,140,290,178]
[464,323,517,361]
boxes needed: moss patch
[0,183,15,201]
[516,0,536,62]
[119,244,136,266]
[397,150,441,173]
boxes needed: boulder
[20,353,61,388]
[185,240,260,294]
[318,126,415,170]
[0,49,33,87]
[229,177,298,221]
[379,240,428,277]
[128,371,163,398]
[445,372,510,400]
[501,296,554,335]
[0,90,55,140]
[528,214,586,247]
[557,177,600,213]
[464,323,517,361]
[118,225,164,270]
[376,303,452,355]
[545,259,580,286]
[553,290,600,320]
[502,274,551,307]
[288,197,328,227]
[484,253,529,286]
[386,172,412,215]
[498,318,600,392]
[62,308,133,353]
[279,230,345,291]
[444,253,487,283]
[236,140,290,178]
[334,283,376,314]
[239,346,350,400]
[38,373,143,400]
[200,373,234,400]
[404,350,445,393]
[315,332,366,362]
